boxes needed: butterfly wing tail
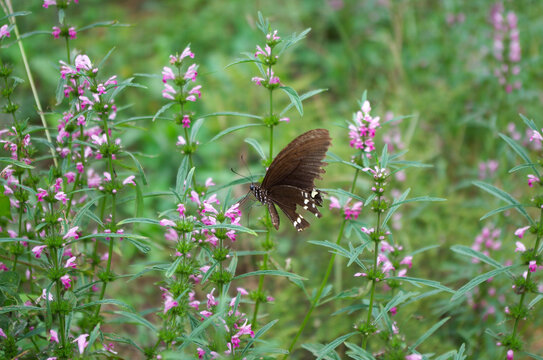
[268,202,280,230]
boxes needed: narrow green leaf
[245,138,266,160]
[0,305,42,314]
[208,123,264,143]
[113,310,157,332]
[152,102,175,122]
[382,189,410,227]
[135,181,144,219]
[234,270,306,281]
[451,245,506,270]
[196,223,257,236]
[0,237,40,244]
[519,113,538,132]
[375,291,418,322]
[175,156,189,195]
[280,88,327,116]
[166,257,183,278]
[473,181,535,226]
[386,276,454,294]
[117,217,160,226]
[280,86,303,116]
[190,118,205,143]
[74,299,134,312]
[344,342,376,360]
[499,133,539,177]
[316,332,358,359]
[451,265,516,301]
[480,204,526,221]
[86,324,101,354]
[0,157,34,169]
[409,317,450,351]
[199,111,263,120]
[528,294,543,309]
[241,319,279,355]
[124,151,148,185]
[524,352,543,360]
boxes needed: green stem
[65,37,71,63]
[284,169,360,358]
[252,231,270,328]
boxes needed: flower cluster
[354,238,412,283]
[0,24,10,39]
[490,3,521,93]
[329,196,363,220]
[478,159,499,180]
[161,46,201,129]
[507,122,542,151]
[348,100,381,155]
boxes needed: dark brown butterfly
[249,129,331,231]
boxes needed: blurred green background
[5,0,543,357]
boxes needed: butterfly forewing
[252,129,331,231]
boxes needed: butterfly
[249,129,331,231]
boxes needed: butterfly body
[250,129,331,231]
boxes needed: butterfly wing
[261,129,331,190]
[268,185,324,231]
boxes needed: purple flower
[63,226,79,240]
[164,295,178,314]
[507,349,514,360]
[515,241,526,252]
[68,27,77,39]
[37,188,48,202]
[162,83,176,100]
[64,256,77,269]
[55,191,68,205]
[197,348,205,359]
[529,260,537,273]
[527,174,540,187]
[43,0,57,8]
[182,115,191,128]
[177,203,186,217]
[0,328,6,338]
[122,175,136,186]
[184,64,198,81]
[160,219,176,227]
[65,172,76,183]
[162,66,175,83]
[405,355,422,360]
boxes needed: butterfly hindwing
[269,185,323,232]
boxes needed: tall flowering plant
[473,114,543,359]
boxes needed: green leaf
[344,342,376,360]
[277,28,311,56]
[316,332,358,359]
[166,257,183,278]
[524,352,543,360]
[234,270,306,281]
[240,319,279,356]
[78,20,128,32]
[0,305,43,314]
[499,133,539,177]
[280,88,327,116]
[528,295,543,309]
[280,86,303,116]
[480,204,526,221]
[0,237,40,244]
[74,299,134,312]
[473,181,535,226]
[0,157,34,169]
[245,138,266,160]
[190,118,205,143]
[224,58,265,69]
[117,217,160,226]
[152,102,175,122]
[199,111,263,120]
[382,189,410,227]
[104,333,144,353]
[451,265,516,301]
[519,113,539,132]
[113,310,157,332]
[208,124,264,143]
[0,193,10,218]
[196,223,257,236]
[86,324,101,354]
[135,181,144,219]
[123,151,148,185]
[409,317,450,351]
[451,245,506,270]
[386,276,454,294]
[302,343,341,360]
[375,291,418,322]
[319,188,365,203]
[175,156,189,196]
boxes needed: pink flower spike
[182,115,191,128]
[72,334,89,355]
[160,219,176,227]
[0,328,6,338]
[63,226,79,240]
[180,46,195,60]
[54,191,68,205]
[60,274,71,289]
[123,175,136,186]
[529,260,537,272]
[76,162,84,173]
[515,241,526,252]
[514,226,530,239]
[64,256,77,269]
[50,329,59,343]
[32,245,47,258]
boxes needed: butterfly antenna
[240,154,254,182]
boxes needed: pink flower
[237,287,248,295]
[182,115,191,128]
[329,196,341,209]
[43,0,56,8]
[160,219,176,227]
[162,66,175,83]
[390,307,397,315]
[514,226,530,239]
[529,260,537,272]
[400,256,413,268]
[528,174,540,187]
[0,25,10,39]
[177,203,186,217]
[197,348,205,359]
[266,30,280,41]
[122,175,136,186]
[515,241,526,252]
[76,162,84,173]
[32,245,47,258]
[184,64,198,81]
[255,44,271,58]
[65,172,76,183]
[72,334,89,354]
[279,117,290,122]
[61,275,71,289]
[200,310,213,318]
[0,328,6,338]
[50,329,59,343]
[162,83,176,100]
[164,295,178,313]
[176,136,186,146]
[405,354,422,360]
[205,177,215,187]
[68,27,77,39]
[64,256,77,269]
[344,199,363,220]
[55,191,68,205]
[52,26,61,39]
[180,46,195,60]
[234,319,254,338]
[507,349,514,360]
[529,130,543,142]
[37,188,48,202]
[75,54,93,71]
[61,227,78,241]
[189,85,202,99]
[206,288,218,308]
